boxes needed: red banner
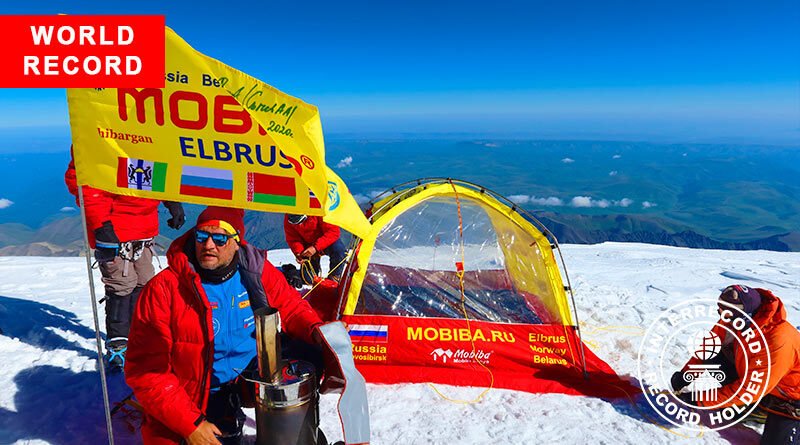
[343,314,636,398]
[0,15,164,88]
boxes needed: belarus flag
[246,172,296,206]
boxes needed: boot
[104,288,138,372]
[106,337,127,371]
[105,291,132,342]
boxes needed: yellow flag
[322,167,372,238]
[66,26,371,238]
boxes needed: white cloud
[336,156,353,168]
[508,195,563,206]
[595,199,611,208]
[530,196,564,206]
[60,206,77,212]
[612,154,622,159]
[561,157,575,164]
[570,196,633,208]
[609,170,618,176]
[571,196,593,207]
[642,201,657,208]
[0,198,13,209]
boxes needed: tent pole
[334,236,359,320]
[555,244,589,380]
[78,186,116,445]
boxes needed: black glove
[280,264,303,289]
[163,201,185,230]
[671,370,690,392]
[94,220,119,263]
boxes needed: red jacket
[125,232,323,444]
[64,155,160,247]
[684,289,800,408]
[283,215,341,255]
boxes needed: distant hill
[533,212,799,251]
[0,216,83,256]
[2,139,798,255]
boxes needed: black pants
[762,413,799,444]
[206,383,247,445]
[205,334,324,444]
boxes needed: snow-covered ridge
[0,243,798,444]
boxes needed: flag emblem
[117,157,167,192]
[309,189,322,209]
[348,324,388,343]
[180,166,233,200]
[246,172,296,206]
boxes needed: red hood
[753,288,788,331]
[166,231,206,292]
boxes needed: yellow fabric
[322,167,372,240]
[344,183,573,326]
[486,207,570,324]
[66,26,370,239]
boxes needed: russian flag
[309,189,322,209]
[348,324,388,343]
[180,166,233,200]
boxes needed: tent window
[357,196,563,324]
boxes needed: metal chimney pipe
[249,308,320,445]
[254,307,282,383]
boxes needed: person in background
[672,285,800,444]
[65,150,185,370]
[125,207,325,445]
[283,214,347,284]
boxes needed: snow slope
[0,243,798,444]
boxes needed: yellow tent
[339,179,577,326]
[325,179,609,393]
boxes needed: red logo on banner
[0,15,165,88]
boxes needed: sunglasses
[195,229,237,247]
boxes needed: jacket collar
[752,288,788,331]
[167,230,263,288]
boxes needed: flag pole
[78,185,115,445]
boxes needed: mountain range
[1,209,797,256]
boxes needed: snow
[0,243,798,444]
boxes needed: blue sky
[0,0,798,144]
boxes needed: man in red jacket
[672,285,800,443]
[284,214,347,283]
[126,207,325,445]
[65,153,184,369]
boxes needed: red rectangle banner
[340,314,634,398]
[0,15,165,88]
